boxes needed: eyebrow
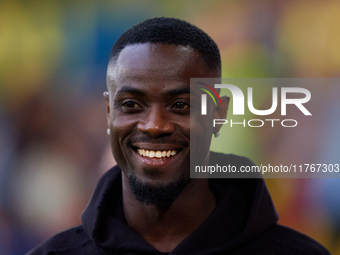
[116,86,191,97]
[162,87,191,96]
[116,86,146,96]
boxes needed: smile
[137,149,178,158]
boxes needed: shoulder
[244,224,330,255]
[26,226,99,255]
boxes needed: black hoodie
[27,152,330,255]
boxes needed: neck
[122,175,216,253]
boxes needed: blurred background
[1,0,340,254]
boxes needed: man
[28,17,330,255]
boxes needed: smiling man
[28,17,330,255]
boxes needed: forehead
[107,43,212,93]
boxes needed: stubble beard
[128,173,188,209]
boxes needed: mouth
[130,141,185,169]
[136,149,178,159]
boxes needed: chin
[128,173,188,208]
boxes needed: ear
[103,91,110,125]
[213,95,229,134]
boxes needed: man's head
[108,17,221,79]
[105,17,227,208]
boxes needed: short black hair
[109,17,221,73]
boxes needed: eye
[122,101,142,109]
[121,101,142,113]
[172,102,190,110]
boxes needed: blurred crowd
[1,0,340,254]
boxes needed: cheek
[190,113,214,135]
[190,114,214,158]
[176,117,191,136]
[110,112,138,133]
[109,115,137,161]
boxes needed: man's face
[106,43,217,191]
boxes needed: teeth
[137,149,178,158]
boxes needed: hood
[81,152,278,255]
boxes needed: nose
[137,106,175,137]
